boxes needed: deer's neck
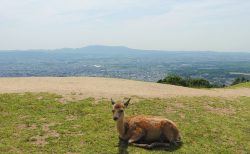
[116,116,125,138]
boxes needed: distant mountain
[0,45,250,85]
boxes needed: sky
[0,0,250,51]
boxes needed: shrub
[157,74,187,86]
[158,74,220,88]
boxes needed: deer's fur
[111,98,181,149]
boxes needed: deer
[111,98,181,149]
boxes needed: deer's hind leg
[162,121,181,146]
[128,127,145,144]
[131,142,170,149]
[147,142,171,149]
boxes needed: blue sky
[0,0,250,51]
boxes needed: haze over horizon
[1,45,250,53]
[1,0,250,52]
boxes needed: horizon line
[0,45,250,53]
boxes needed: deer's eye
[112,110,115,113]
[119,110,124,113]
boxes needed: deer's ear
[123,98,131,107]
[111,98,115,105]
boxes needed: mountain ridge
[1,45,249,53]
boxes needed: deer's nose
[113,117,118,121]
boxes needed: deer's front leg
[128,128,145,144]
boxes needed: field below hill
[0,77,250,153]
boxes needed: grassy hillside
[0,93,249,153]
[229,82,250,88]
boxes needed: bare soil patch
[1,77,250,99]
[17,123,37,130]
[204,105,236,115]
[66,115,78,121]
[30,122,59,146]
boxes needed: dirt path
[0,77,250,99]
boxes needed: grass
[0,93,249,153]
[228,82,250,89]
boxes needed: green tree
[158,74,220,88]
[158,74,187,86]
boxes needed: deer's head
[111,98,131,121]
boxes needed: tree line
[157,74,249,88]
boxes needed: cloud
[0,0,171,26]
[0,0,250,51]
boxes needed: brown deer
[111,98,181,149]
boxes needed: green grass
[0,93,250,153]
[228,82,250,88]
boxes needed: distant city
[1,45,250,86]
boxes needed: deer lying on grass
[111,98,181,149]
